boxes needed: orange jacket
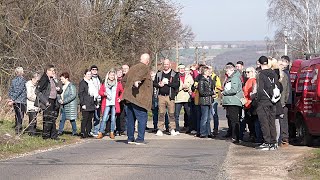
[243,78,256,109]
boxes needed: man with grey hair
[9,67,27,135]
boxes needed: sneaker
[269,144,278,150]
[280,141,289,147]
[155,130,163,136]
[175,131,180,135]
[128,140,135,145]
[170,129,177,136]
[92,133,98,138]
[135,141,147,145]
[255,143,270,151]
[96,132,103,139]
[190,130,197,134]
[213,129,219,135]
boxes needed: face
[179,68,185,74]
[163,60,170,71]
[60,76,68,84]
[185,69,190,76]
[150,72,156,81]
[122,65,129,74]
[84,71,92,80]
[245,70,253,78]
[204,69,211,77]
[117,70,123,78]
[236,64,243,71]
[108,72,115,81]
[91,68,98,75]
[31,75,40,84]
[225,69,234,76]
[46,68,55,78]
[256,61,261,68]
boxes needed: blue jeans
[211,100,219,130]
[127,103,147,143]
[99,105,116,133]
[58,108,77,135]
[92,107,101,135]
[175,102,190,131]
[200,105,211,136]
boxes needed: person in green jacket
[58,72,78,136]
[222,64,244,143]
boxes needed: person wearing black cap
[90,65,102,137]
[255,56,279,150]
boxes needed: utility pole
[155,52,158,71]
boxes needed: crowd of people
[5,53,293,150]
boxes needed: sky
[174,0,275,41]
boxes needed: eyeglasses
[91,68,98,71]
[245,71,252,73]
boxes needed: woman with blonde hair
[97,69,123,139]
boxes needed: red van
[290,57,320,145]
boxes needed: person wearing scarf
[97,69,123,139]
[79,69,97,138]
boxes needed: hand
[117,98,121,102]
[104,92,108,96]
[56,87,61,91]
[134,81,141,88]
[46,102,50,107]
[158,81,164,87]
[212,94,217,98]
[96,105,100,109]
[7,100,14,106]
[58,100,63,104]
[82,105,86,110]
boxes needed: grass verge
[0,120,80,160]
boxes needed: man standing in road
[153,59,180,136]
[122,53,153,145]
[90,65,101,137]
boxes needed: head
[207,66,213,74]
[185,67,190,75]
[45,64,55,78]
[31,72,40,84]
[116,68,123,78]
[245,67,256,79]
[60,72,70,85]
[198,64,206,74]
[258,56,269,70]
[90,65,98,76]
[140,53,150,65]
[15,67,24,76]
[268,57,279,70]
[226,62,235,68]
[202,66,211,77]
[224,65,235,77]
[122,64,130,75]
[178,64,185,74]
[163,59,171,71]
[106,68,116,81]
[150,70,156,81]
[280,55,290,69]
[236,61,244,71]
[83,69,92,80]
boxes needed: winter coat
[26,80,40,112]
[257,69,281,105]
[243,78,256,109]
[198,75,215,106]
[9,76,27,104]
[283,68,292,105]
[34,74,61,110]
[191,74,202,105]
[222,70,243,107]
[211,72,222,99]
[78,79,96,112]
[60,82,78,120]
[122,62,153,111]
[280,71,290,107]
[175,74,194,103]
[99,81,123,114]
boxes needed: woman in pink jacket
[97,69,123,139]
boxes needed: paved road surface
[0,107,230,180]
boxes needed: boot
[97,132,103,139]
[110,132,115,139]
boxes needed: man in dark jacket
[35,65,61,140]
[153,59,180,136]
[255,56,279,150]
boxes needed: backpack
[263,77,281,103]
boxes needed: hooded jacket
[257,69,280,104]
[222,70,243,107]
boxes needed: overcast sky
[174,0,275,41]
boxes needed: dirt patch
[224,143,313,180]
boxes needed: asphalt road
[0,107,230,180]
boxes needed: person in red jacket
[97,69,123,139]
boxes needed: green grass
[0,120,79,160]
[301,149,320,179]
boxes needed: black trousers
[13,103,26,133]
[257,102,277,144]
[81,111,94,137]
[27,111,38,135]
[42,99,58,139]
[116,101,126,132]
[245,109,256,137]
[226,106,241,140]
